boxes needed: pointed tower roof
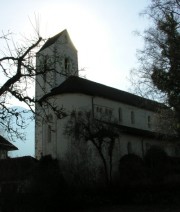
[38,29,77,52]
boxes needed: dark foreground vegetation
[1,148,180,212]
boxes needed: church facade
[35,30,178,182]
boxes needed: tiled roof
[40,76,165,112]
[0,135,18,151]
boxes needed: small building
[0,135,18,159]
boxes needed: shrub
[29,155,67,194]
[119,154,145,185]
[144,146,169,183]
[144,146,168,168]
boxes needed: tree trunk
[92,141,109,185]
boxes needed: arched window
[64,57,71,75]
[148,115,151,128]
[42,55,49,90]
[131,111,135,124]
[118,107,122,122]
[127,142,132,154]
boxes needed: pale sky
[1,0,150,93]
[1,0,151,157]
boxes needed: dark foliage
[144,146,169,182]
[131,0,180,135]
[119,154,145,184]
[1,154,180,211]
[150,10,180,133]
[29,155,67,194]
[0,155,69,212]
[0,156,36,182]
[144,146,168,168]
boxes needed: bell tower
[35,29,78,159]
[35,29,78,100]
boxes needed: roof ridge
[40,76,165,112]
[55,76,162,104]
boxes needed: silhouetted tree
[0,31,42,140]
[0,29,67,141]
[64,110,119,185]
[131,0,180,135]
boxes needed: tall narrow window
[65,58,69,70]
[53,65,56,87]
[43,72,46,83]
[131,111,135,124]
[145,143,151,152]
[64,57,71,74]
[105,108,112,116]
[43,56,48,73]
[48,125,51,143]
[42,73,46,91]
[127,142,132,154]
[118,107,122,122]
[43,56,48,90]
[147,116,151,128]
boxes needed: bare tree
[0,30,44,140]
[64,110,119,185]
[0,28,69,141]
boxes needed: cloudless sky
[1,0,150,92]
[1,0,151,157]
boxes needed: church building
[35,30,178,183]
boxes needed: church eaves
[40,76,166,112]
[0,135,18,151]
[117,124,178,141]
